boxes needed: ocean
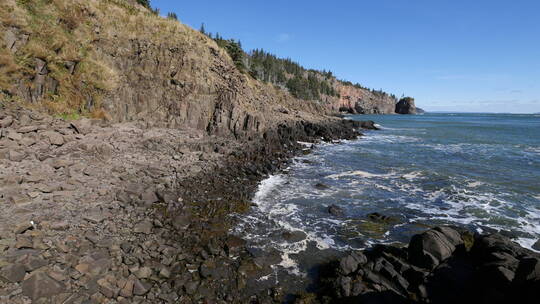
[234,113,540,282]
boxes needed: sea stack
[395,97,417,114]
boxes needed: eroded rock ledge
[303,226,539,304]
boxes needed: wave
[327,170,393,179]
[253,175,286,206]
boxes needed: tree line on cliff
[144,0,398,104]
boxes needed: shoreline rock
[301,226,539,304]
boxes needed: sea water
[234,113,540,280]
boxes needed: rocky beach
[0,102,377,303]
[2,103,539,303]
[1,0,539,303]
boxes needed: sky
[153,0,540,113]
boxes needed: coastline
[0,103,373,303]
[1,105,538,303]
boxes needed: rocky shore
[0,103,374,303]
[2,104,539,304]
[300,226,539,304]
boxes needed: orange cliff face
[330,84,397,114]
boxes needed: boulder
[339,252,367,275]
[408,227,462,269]
[358,120,379,130]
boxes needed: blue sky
[153,0,540,113]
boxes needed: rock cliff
[0,0,418,122]
[333,83,397,114]
[0,0,331,140]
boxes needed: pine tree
[199,23,206,35]
[136,0,151,8]
[167,12,178,20]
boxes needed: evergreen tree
[199,23,206,35]
[166,12,178,20]
[136,0,151,8]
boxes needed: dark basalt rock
[328,204,345,216]
[314,226,540,304]
[314,183,330,190]
[532,239,540,251]
[357,120,379,130]
[366,212,398,224]
[282,230,307,243]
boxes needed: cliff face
[0,0,327,140]
[332,84,397,114]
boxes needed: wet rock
[358,120,379,130]
[314,183,330,190]
[532,239,540,251]
[0,264,26,283]
[22,272,66,301]
[225,235,246,256]
[282,230,307,243]
[328,204,345,216]
[367,212,398,223]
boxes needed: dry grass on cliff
[0,0,231,117]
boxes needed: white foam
[297,141,314,148]
[467,181,484,188]
[327,170,393,179]
[253,175,285,206]
[401,171,423,180]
